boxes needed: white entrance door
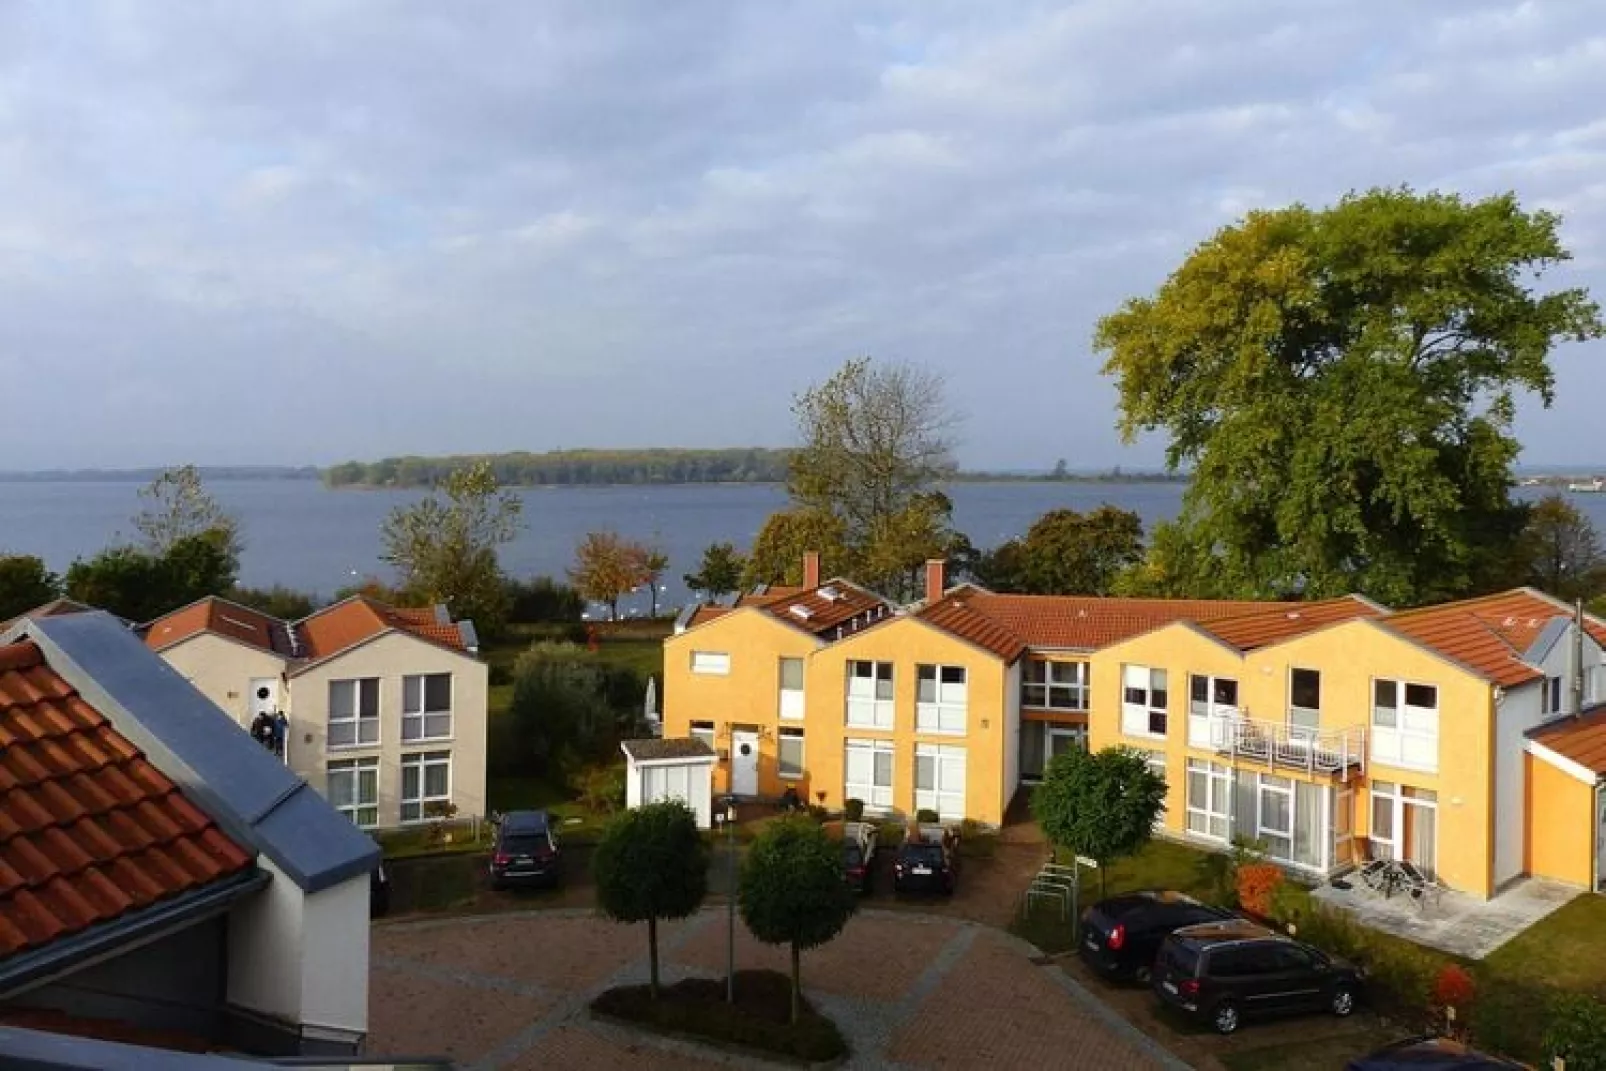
[731,730,759,797]
[249,678,279,720]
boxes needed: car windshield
[901,844,944,866]
[502,834,549,853]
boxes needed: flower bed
[590,969,847,1063]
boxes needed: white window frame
[1185,758,1231,842]
[690,720,716,751]
[844,738,894,810]
[1141,750,1168,830]
[916,664,967,735]
[1121,664,1168,738]
[1543,675,1564,716]
[1022,659,1088,711]
[327,757,379,828]
[1289,668,1321,731]
[328,678,380,749]
[778,657,805,720]
[1187,674,1240,749]
[691,651,731,676]
[778,728,805,780]
[402,672,453,742]
[1370,678,1439,773]
[846,661,895,730]
[915,743,966,821]
[400,750,452,823]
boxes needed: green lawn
[1483,893,1606,995]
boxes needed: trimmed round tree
[1031,745,1167,897]
[592,799,709,998]
[738,816,857,1023]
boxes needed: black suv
[1153,920,1362,1034]
[1080,891,1234,983]
[488,810,561,889]
[893,825,958,895]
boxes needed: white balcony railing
[1199,714,1366,778]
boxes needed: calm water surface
[0,480,1583,613]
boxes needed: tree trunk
[648,915,659,999]
[790,943,801,1024]
[610,596,619,621]
[650,584,659,618]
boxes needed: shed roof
[621,737,717,762]
[1530,709,1606,776]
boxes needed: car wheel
[1331,985,1356,1017]
[1212,1001,1240,1035]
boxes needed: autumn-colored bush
[1434,964,1477,1010]
[1236,863,1284,918]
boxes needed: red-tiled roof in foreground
[952,592,1297,652]
[1380,589,1600,687]
[0,641,254,959]
[1198,596,1388,651]
[1530,709,1606,775]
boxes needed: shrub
[1236,863,1284,918]
[1433,964,1477,1011]
[915,808,940,824]
[591,970,847,1062]
[506,575,585,624]
[1194,849,1238,908]
[1545,992,1606,1071]
[578,764,627,815]
[843,798,865,822]
[806,804,829,822]
[1267,880,1314,930]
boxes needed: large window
[916,665,967,734]
[846,661,895,729]
[1185,759,1231,841]
[1370,780,1438,877]
[915,744,967,821]
[327,758,378,828]
[778,658,805,720]
[402,673,452,742]
[1187,675,1239,748]
[778,728,805,780]
[1022,660,1088,711]
[691,651,731,675]
[845,738,894,810]
[1121,665,1169,737]
[400,751,451,823]
[1544,675,1565,716]
[1371,679,1439,772]
[1257,774,1294,859]
[1289,669,1321,731]
[328,678,379,748]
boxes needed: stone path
[369,907,1191,1070]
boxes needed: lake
[0,479,1591,614]
[0,480,1188,611]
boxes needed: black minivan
[1080,891,1233,983]
[488,810,561,889]
[1153,920,1363,1034]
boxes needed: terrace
[1188,710,1367,780]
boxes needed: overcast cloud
[0,0,1602,470]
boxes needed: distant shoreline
[0,469,1189,488]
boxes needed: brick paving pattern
[367,907,1186,1070]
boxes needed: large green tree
[738,817,858,1023]
[64,530,236,623]
[592,801,709,999]
[380,461,522,635]
[0,555,62,620]
[1032,746,1166,897]
[683,541,747,601]
[1517,493,1605,602]
[133,465,242,563]
[743,508,851,588]
[975,506,1144,596]
[568,531,648,620]
[1097,188,1603,606]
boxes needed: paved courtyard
[369,907,1189,1070]
[1312,875,1578,959]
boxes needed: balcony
[1189,710,1366,779]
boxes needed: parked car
[369,860,391,918]
[824,820,880,893]
[488,810,561,889]
[893,823,959,896]
[1152,919,1363,1035]
[1079,890,1234,983]
[1346,1036,1526,1070]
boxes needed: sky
[0,1,1603,471]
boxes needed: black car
[893,825,958,896]
[1080,890,1234,983]
[488,810,561,889]
[828,821,880,894]
[1346,1036,1526,1070]
[1152,919,1363,1035]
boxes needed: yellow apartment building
[664,553,1606,900]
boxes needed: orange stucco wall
[1526,752,1595,888]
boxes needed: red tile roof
[736,586,805,607]
[761,581,894,637]
[1530,709,1606,775]
[916,598,1029,661]
[1381,589,1599,687]
[0,641,255,959]
[1,599,94,632]
[1197,596,1388,651]
[297,597,466,661]
[686,606,733,628]
[144,597,288,656]
[949,592,1298,652]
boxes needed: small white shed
[621,737,719,829]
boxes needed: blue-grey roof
[1525,615,1571,664]
[7,613,378,895]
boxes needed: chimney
[802,551,821,589]
[925,559,946,604]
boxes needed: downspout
[1573,598,1586,719]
